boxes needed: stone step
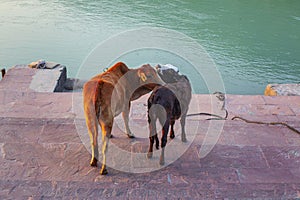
[0,117,299,199]
[0,65,66,92]
[0,66,300,199]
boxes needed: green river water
[0,0,299,94]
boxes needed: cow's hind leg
[180,114,187,142]
[147,136,155,159]
[147,116,157,159]
[160,120,170,165]
[85,113,99,167]
[170,119,175,139]
[99,119,113,175]
[155,134,159,150]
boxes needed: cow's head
[155,64,182,83]
[137,64,165,88]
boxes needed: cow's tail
[93,80,102,119]
[173,98,181,118]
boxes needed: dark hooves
[100,168,108,175]
[155,144,159,150]
[182,138,187,143]
[159,159,165,166]
[170,133,175,139]
[147,152,153,159]
[109,134,114,138]
[90,158,98,167]
[127,134,135,139]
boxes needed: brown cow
[83,62,164,175]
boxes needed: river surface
[0,0,299,94]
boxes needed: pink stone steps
[0,67,299,199]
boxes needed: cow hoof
[100,168,108,175]
[155,143,159,150]
[170,133,175,139]
[147,152,153,159]
[182,137,187,143]
[109,134,114,138]
[127,134,135,139]
[159,158,165,166]
[90,158,98,167]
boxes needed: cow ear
[138,70,147,82]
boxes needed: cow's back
[165,76,191,113]
[90,62,129,86]
[83,62,131,117]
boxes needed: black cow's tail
[173,98,181,118]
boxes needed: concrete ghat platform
[0,68,300,199]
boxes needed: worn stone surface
[0,66,66,93]
[0,67,300,199]
[29,66,66,92]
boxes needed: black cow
[147,66,192,165]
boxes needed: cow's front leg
[122,102,135,138]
